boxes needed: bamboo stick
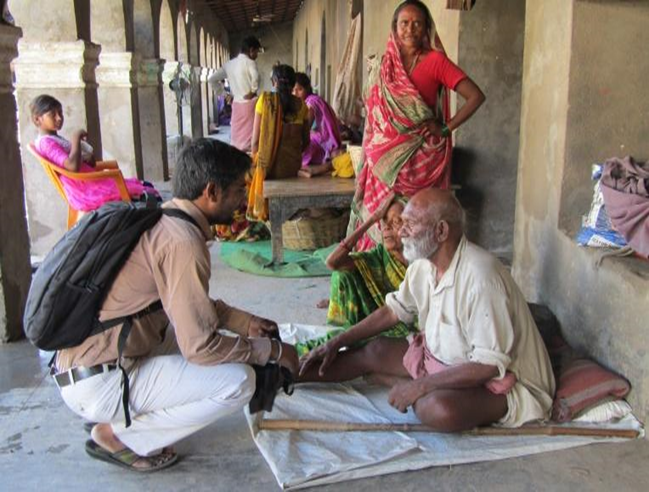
[257,419,640,439]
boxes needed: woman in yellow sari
[216,65,309,240]
[247,64,310,221]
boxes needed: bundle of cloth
[599,156,649,258]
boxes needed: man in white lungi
[209,36,261,152]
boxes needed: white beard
[402,231,439,263]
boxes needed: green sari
[296,243,415,356]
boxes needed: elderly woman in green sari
[297,194,414,356]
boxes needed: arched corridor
[1,4,649,490]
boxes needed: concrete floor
[2,137,648,490]
[1,242,648,491]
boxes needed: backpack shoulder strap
[97,299,164,428]
[161,208,201,230]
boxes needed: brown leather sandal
[85,440,178,473]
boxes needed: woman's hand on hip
[421,119,444,139]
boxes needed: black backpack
[23,200,198,426]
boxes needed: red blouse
[409,51,467,109]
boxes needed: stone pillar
[161,60,184,174]
[137,58,169,181]
[162,60,181,137]
[200,66,210,135]
[13,40,101,255]
[95,51,143,179]
[190,65,204,138]
[180,63,194,138]
[0,25,32,342]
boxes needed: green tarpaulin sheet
[219,241,337,278]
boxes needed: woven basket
[282,210,350,250]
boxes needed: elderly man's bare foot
[316,299,330,309]
[90,423,176,470]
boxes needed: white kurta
[385,237,555,427]
[208,53,260,102]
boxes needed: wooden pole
[257,419,640,439]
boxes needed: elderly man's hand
[298,336,344,378]
[387,380,423,413]
[248,315,279,339]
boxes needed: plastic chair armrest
[95,160,119,170]
[56,168,132,202]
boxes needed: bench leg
[269,199,284,265]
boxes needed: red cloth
[409,51,467,109]
[402,333,517,395]
[230,99,257,152]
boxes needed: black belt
[53,364,117,389]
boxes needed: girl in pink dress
[30,94,158,212]
[293,73,343,168]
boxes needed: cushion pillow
[552,358,631,422]
[573,398,632,423]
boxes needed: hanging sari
[295,243,415,357]
[350,32,454,250]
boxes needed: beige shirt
[385,237,555,427]
[56,199,272,371]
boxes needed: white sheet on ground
[246,323,645,490]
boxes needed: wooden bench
[263,176,356,264]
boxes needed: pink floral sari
[350,32,452,250]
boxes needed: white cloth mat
[246,324,644,490]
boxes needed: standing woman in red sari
[351,0,485,250]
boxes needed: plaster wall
[91,0,132,52]
[134,0,156,58]
[453,0,525,256]
[292,0,352,102]
[559,0,649,233]
[7,0,79,42]
[513,0,649,422]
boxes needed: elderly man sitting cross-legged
[299,189,555,431]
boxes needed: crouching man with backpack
[50,139,299,472]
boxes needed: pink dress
[35,135,157,212]
[301,94,342,166]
